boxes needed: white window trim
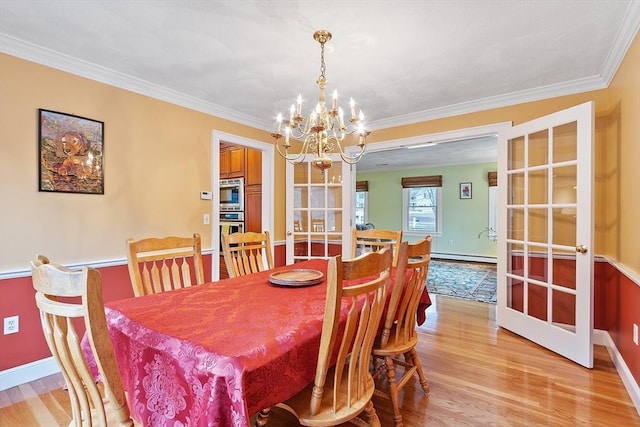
[355,191,369,225]
[402,187,443,238]
[488,186,498,241]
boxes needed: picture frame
[460,182,472,199]
[38,109,104,194]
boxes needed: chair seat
[279,370,376,426]
[372,326,418,357]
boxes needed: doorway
[211,131,274,281]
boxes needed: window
[355,181,368,225]
[401,175,442,236]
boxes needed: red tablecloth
[104,259,431,427]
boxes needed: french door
[497,102,594,368]
[285,156,352,263]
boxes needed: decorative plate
[269,269,324,287]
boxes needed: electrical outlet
[3,316,19,335]
[448,239,454,246]
[634,323,638,346]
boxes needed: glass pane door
[286,157,350,263]
[498,102,593,368]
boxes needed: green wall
[357,162,497,259]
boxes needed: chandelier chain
[319,39,326,80]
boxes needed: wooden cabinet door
[219,149,230,178]
[245,184,262,232]
[227,146,245,177]
[245,148,262,185]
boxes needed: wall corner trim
[594,329,640,416]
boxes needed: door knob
[575,245,588,254]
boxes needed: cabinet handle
[575,245,588,254]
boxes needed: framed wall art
[460,182,472,199]
[38,109,104,194]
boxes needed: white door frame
[346,121,512,246]
[211,131,274,280]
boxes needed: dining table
[102,258,431,427]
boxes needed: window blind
[356,180,369,192]
[401,175,442,188]
[488,171,498,187]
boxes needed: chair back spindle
[126,233,204,296]
[221,231,274,278]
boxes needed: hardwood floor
[1,296,638,426]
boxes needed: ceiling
[357,135,499,171]
[1,1,638,171]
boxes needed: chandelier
[271,30,369,172]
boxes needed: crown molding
[367,75,607,131]
[0,33,272,131]
[2,3,638,134]
[600,1,640,85]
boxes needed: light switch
[203,214,210,225]
[200,191,212,200]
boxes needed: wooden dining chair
[221,230,274,278]
[126,233,205,297]
[352,228,403,267]
[371,236,432,427]
[255,249,392,427]
[31,255,137,427]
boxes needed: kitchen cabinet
[220,144,245,178]
[245,184,262,232]
[244,147,262,232]
[245,148,262,186]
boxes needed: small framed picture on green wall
[460,182,472,199]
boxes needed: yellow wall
[1,32,638,276]
[0,54,276,271]
[604,32,640,271]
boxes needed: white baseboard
[594,329,640,416]
[0,357,60,391]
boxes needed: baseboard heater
[431,252,497,264]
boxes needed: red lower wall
[0,253,637,387]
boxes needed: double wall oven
[219,178,244,251]
[220,178,244,212]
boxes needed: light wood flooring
[1,296,638,426]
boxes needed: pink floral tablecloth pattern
[105,259,432,426]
